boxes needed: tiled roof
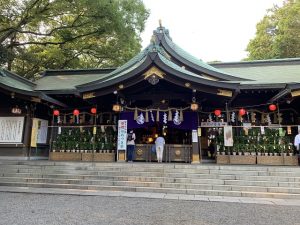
[211,59,300,84]
[0,69,35,92]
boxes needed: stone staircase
[1,160,300,199]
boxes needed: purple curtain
[119,111,198,130]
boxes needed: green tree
[246,0,300,60]
[0,0,149,79]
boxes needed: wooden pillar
[22,106,33,158]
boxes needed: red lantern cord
[73,109,80,116]
[214,109,221,117]
[239,108,246,116]
[91,108,97,114]
[269,104,277,111]
[53,110,60,116]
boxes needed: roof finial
[150,35,156,44]
[159,19,162,28]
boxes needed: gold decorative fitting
[175,150,181,156]
[31,97,41,103]
[185,82,191,87]
[190,103,199,111]
[83,92,95,99]
[202,74,218,81]
[217,89,232,97]
[291,90,300,97]
[144,66,165,79]
[112,104,122,112]
[136,149,143,156]
[144,66,165,85]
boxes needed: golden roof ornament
[144,66,165,85]
[159,19,162,28]
[150,35,156,44]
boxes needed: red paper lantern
[239,108,246,116]
[214,109,221,117]
[53,110,60,116]
[73,109,80,116]
[91,107,97,114]
[269,104,277,111]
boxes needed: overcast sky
[141,0,284,62]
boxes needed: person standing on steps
[127,130,136,162]
[155,135,165,163]
[294,130,300,165]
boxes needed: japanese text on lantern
[117,120,127,150]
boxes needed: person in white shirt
[155,135,165,163]
[127,130,136,162]
[294,131,300,151]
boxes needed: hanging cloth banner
[30,119,39,147]
[224,126,233,147]
[117,120,127,150]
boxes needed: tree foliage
[246,0,300,60]
[0,0,149,79]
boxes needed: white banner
[224,126,233,147]
[31,118,49,147]
[192,130,198,143]
[201,122,227,127]
[0,117,24,143]
[117,120,127,150]
[36,119,48,144]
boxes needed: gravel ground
[0,192,300,225]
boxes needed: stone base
[229,155,256,165]
[283,156,298,166]
[49,152,115,162]
[82,153,115,162]
[257,156,283,165]
[49,152,81,161]
[216,155,229,164]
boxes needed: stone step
[2,166,300,180]
[1,161,300,172]
[1,161,300,199]
[3,172,300,184]
[1,177,300,194]
[1,181,300,199]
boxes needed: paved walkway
[1,191,300,225]
[0,186,300,206]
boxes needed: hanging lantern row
[53,108,98,116]
[53,103,278,117]
[213,104,277,116]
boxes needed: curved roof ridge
[157,52,239,86]
[154,27,250,81]
[77,43,168,89]
[104,47,148,78]
[211,58,300,67]
[76,56,148,89]
[0,68,36,87]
